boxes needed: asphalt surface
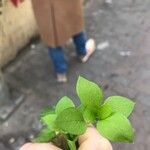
[0,0,150,149]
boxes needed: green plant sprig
[33,76,135,150]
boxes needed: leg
[48,47,67,82]
[73,31,87,56]
[73,32,96,62]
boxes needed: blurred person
[31,0,95,82]
[20,127,113,150]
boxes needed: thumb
[78,127,113,150]
[20,143,62,150]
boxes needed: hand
[20,127,113,150]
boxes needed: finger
[20,143,62,150]
[78,127,113,150]
[79,127,103,145]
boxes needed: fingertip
[79,127,98,145]
[79,127,113,150]
[20,143,62,150]
[100,139,113,150]
[19,143,32,150]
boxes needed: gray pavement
[0,0,150,149]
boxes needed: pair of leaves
[76,76,103,124]
[96,96,135,142]
[41,96,75,128]
[97,113,134,142]
[97,95,135,120]
[77,76,104,111]
[55,107,86,135]
[54,97,87,135]
[41,96,86,136]
[35,97,75,142]
[105,96,135,117]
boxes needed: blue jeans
[48,32,87,73]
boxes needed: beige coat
[31,0,84,47]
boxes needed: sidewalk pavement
[0,0,150,149]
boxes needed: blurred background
[0,0,150,149]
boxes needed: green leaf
[55,108,86,135]
[40,107,55,117]
[77,105,96,123]
[97,103,112,120]
[83,108,96,123]
[33,128,56,143]
[97,113,134,142]
[67,140,77,150]
[55,96,75,114]
[76,76,104,110]
[41,114,57,130]
[105,96,135,117]
[77,105,86,114]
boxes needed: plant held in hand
[34,76,135,150]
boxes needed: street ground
[0,0,150,149]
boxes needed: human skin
[20,127,113,150]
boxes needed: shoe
[81,39,96,63]
[56,73,67,83]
